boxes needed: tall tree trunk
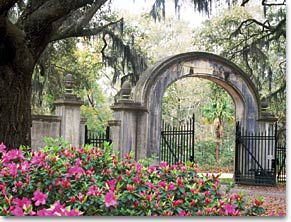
[214,118,224,163]
[0,65,34,149]
[215,138,220,163]
[0,17,35,150]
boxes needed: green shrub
[0,140,265,216]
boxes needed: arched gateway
[109,52,277,184]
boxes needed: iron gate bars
[85,126,111,148]
[160,114,195,165]
[235,122,277,186]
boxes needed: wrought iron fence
[84,125,111,148]
[160,114,195,165]
[235,122,277,186]
[276,144,286,183]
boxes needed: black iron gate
[160,114,195,165]
[276,143,286,183]
[85,126,111,148]
[235,122,277,186]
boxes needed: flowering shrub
[0,140,266,216]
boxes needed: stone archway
[109,52,276,165]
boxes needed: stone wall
[31,115,61,150]
[31,115,86,150]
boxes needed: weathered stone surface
[31,115,61,150]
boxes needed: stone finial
[119,80,132,99]
[64,73,75,95]
[261,97,268,112]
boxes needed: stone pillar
[110,99,147,159]
[54,74,84,147]
[110,81,148,159]
[108,120,121,153]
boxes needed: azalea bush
[0,139,266,216]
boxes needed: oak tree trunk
[0,66,34,149]
[0,17,35,150]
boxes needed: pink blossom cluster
[0,142,280,216]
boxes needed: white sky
[111,0,207,28]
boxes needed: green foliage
[201,82,234,124]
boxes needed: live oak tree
[0,0,124,149]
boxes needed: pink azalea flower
[0,182,6,191]
[171,164,178,170]
[70,196,76,203]
[26,174,30,184]
[176,177,184,188]
[197,178,205,185]
[167,182,176,191]
[135,163,143,174]
[63,209,83,216]
[179,210,187,216]
[278,212,284,216]
[106,179,116,191]
[78,192,83,202]
[147,165,156,173]
[172,199,183,207]
[14,181,23,188]
[7,162,18,177]
[126,184,135,192]
[190,200,196,207]
[51,200,66,214]
[146,193,153,202]
[197,210,202,216]
[158,181,166,188]
[32,190,48,206]
[13,197,32,209]
[205,198,211,205]
[180,166,187,171]
[104,190,117,208]
[124,153,131,160]
[36,209,54,216]
[145,181,156,190]
[20,160,30,172]
[133,176,141,184]
[2,149,23,164]
[0,142,6,153]
[68,165,85,177]
[159,161,168,169]
[30,155,43,165]
[224,203,236,215]
[75,158,82,166]
[10,206,24,216]
[204,190,211,196]
[87,185,102,196]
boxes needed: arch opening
[161,77,236,174]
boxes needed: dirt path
[222,184,286,216]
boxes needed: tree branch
[0,0,17,15]
[16,0,109,57]
[51,0,107,41]
[50,18,122,42]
